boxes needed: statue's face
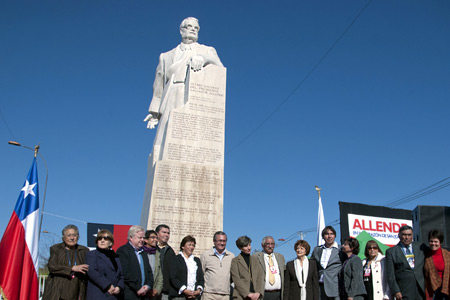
[180,19,199,43]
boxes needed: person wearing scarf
[284,240,319,300]
[86,229,124,299]
[144,229,164,298]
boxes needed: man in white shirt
[311,226,345,300]
[200,231,235,300]
[253,236,285,300]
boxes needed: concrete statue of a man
[141,17,226,254]
[144,17,223,159]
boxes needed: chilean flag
[87,223,132,251]
[0,158,39,300]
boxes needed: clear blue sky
[1,0,449,261]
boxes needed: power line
[0,108,17,141]
[226,0,372,154]
[43,211,87,224]
[276,218,340,249]
[385,176,450,208]
[276,176,450,249]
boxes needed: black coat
[284,258,319,300]
[86,249,124,299]
[159,244,176,294]
[169,254,204,299]
[117,243,154,300]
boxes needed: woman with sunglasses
[86,229,124,299]
[362,240,390,300]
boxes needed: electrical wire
[276,176,450,250]
[385,177,450,208]
[0,108,17,141]
[226,0,372,154]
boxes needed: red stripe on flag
[0,212,39,300]
[112,225,132,251]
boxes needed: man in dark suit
[253,236,286,300]
[117,225,154,300]
[311,226,345,300]
[385,225,425,300]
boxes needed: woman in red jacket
[424,229,450,300]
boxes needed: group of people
[42,224,449,300]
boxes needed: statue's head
[180,17,200,44]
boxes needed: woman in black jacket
[169,235,204,300]
[284,240,319,300]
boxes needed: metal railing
[39,275,48,299]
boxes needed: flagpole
[8,141,49,240]
[315,185,325,246]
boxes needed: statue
[141,17,226,254]
[144,17,223,163]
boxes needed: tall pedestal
[141,65,226,254]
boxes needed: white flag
[317,192,325,246]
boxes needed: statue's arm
[190,46,223,71]
[145,54,165,129]
[203,47,223,67]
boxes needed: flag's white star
[21,180,36,198]
[93,228,101,238]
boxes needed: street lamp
[8,141,49,240]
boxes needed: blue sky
[1,0,449,260]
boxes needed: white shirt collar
[321,241,338,249]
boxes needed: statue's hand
[144,114,159,129]
[190,55,205,72]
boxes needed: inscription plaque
[142,65,226,254]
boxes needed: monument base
[141,65,226,254]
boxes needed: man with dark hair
[311,226,345,300]
[385,225,425,300]
[200,231,235,300]
[144,230,163,299]
[155,224,175,300]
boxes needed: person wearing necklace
[424,229,450,300]
[169,235,204,300]
[43,224,90,300]
[230,236,264,300]
[284,240,319,300]
[86,229,124,299]
[361,241,390,300]
[339,238,366,300]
